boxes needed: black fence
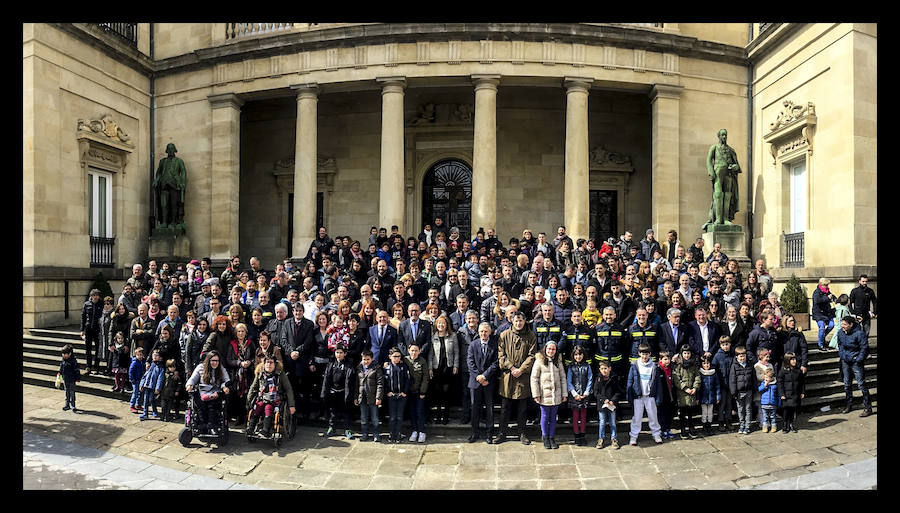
[97,23,138,47]
[90,236,116,268]
[783,232,804,268]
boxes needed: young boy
[383,347,410,443]
[355,350,383,442]
[322,345,354,439]
[159,359,182,422]
[128,347,146,413]
[404,343,430,443]
[593,360,621,448]
[59,344,80,412]
[753,348,774,427]
[625,343,664,446]
[728,346,757,434]
[138,349,165,420]
[758,368,780,433]
[657,351,677,439]
[711,336,735,431]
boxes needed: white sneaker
[409,431,419,442]
[418,432,426,443]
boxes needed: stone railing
[223,23,371,42]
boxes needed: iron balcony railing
[97,23,138,47]
[90,236,116,268]
[783,232,804,268]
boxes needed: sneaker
[139,415,149,421]
[71,408,80,414]
[345,430,353,440]
[130,406,141,414]
[611,439,620,449]
[769,426,777,434]
[520,434,531,445]
[654,437,663,444]
[841,406,852,414]
[150,412,159,419]
[743,429,750,435]
[373,435,382,443]
[629,440,637,447]
[124,387,133,393]
[782,427,791,434]
[859,409,873,418]
[596,439,604,449]
[323,427,335,437]
[417,432,426,443]
[409,431,419,442]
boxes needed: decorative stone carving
[410,103,436,125]
[769,100,815,132]
[274,155,336,171]
[77,115,131,143]
[453,104,474,123]
[763,100,817,165]
[590,146,632,167]
[407,103,475,126]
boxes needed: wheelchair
[178,391,229,447]
[246,402,296,448]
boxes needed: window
[88,169,113,238]
[789,160,807,233]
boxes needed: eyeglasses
[209,359,220,363]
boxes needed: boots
[261,415,274,438]
[543,436,551,449]
[576,434,585,446]
[549,437,559,449]
[247,413,259,435]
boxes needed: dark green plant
[780,273,809,314]
[89,272,114,301]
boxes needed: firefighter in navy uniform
[594,306,627,387]
[628,307,661,364]
[533,303,564,350]
[561,310,596,369]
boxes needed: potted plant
[780,273,810,330]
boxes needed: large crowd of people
[64,221,876,449]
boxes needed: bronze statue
[154,143,187,229]
[702,129,741,231]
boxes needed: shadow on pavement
[23,418,124,456]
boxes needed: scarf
[818,285,830,294]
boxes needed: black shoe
[260,416,274,438]
[460,417,471,425]
[688,428,699,438]
[549,437,559,449]
[543,436,551,449]
[493,435,505,444]
[679,431,689,440]
[859,409,873,418]
[791,425,799,433]
[467,434,479,443]
[718,423,727,432]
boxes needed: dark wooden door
[589,190,617,244]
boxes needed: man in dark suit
[367,309,399,367]
[659,307,688,356]
[685,305,722,359]
[467,321,499,443]
[398,303,433,360]
[449,294,471,332]
[283,302,316,419]
[456,310,480,425]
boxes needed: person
[59,344,80,412]
[728,345,756,435]
[497,312,538,445]
[830,294,851,350]
[778,352,805,433]
[711,336,735,431]
[686,305,722,360]
[594,306,627,384]
[627,307,659,363]
[320,344,354,439]
[138,349,165,421]
[131,303,158,359]
[673,345,700,439]
[383,347,410,443]
[404,343,430,443]
[757,368,780,433]
[719,304,749,350]
[97,296,115,375]
[109,331,131,394]
[80,289,104,375]
[455,310,478,425]
[655,351,677,439]
[659,308,687,356]
[753,348,774,428]
[429,314,458,426]
[746,312,779,365]
[530,340,566,450]
[625,343,664,446]
[245,355,293,438]
[128,347,146,413]
[835,316,872,416]
[355,350,384,442]
[811,278,837,351]
[185,350,231,435]
[582,297,601,328]
[159,359,182,422]
[697,355,720,435]
[779,315,808,375]
[849,274,877,338]
[589,359,619,448]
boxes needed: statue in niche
[701,129,741,231]
[153,143,187,233]
[410,103,436,125]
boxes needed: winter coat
[161,369,182,401]
[80,299,103,332]
[321,358,355,402]
[593,372,623,406]
[811,287,836,322]
[728,360,756,395]
[429,333,459,371]
[186,363,230,396]
[672,357,701,407]
[357,363,384,405]
[129,358,146,384]
[711,348,734,392]
[758,378,781,407]
[746,326,780,364]
[849,285,877,322]
[233,339,258,397]
[530,353,567,406]
[383,361,411,396]
[404,355,430,395]
[777,366,804,407]
[140,361,165,392]
[59,355,80,382]
[625,359,664,405]
[779,329,809,369]
[698,368,721,405]
[110,341,130,370]
[497,327,538,399]
[109,312,134,347]
[247,368,295,410]
[566,360,593,408]
[836,324,868,363]
[254,343,284,370]
[183,329,209,379]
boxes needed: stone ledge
[770,265,877,282]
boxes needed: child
[383,347,410,443]
[778,352,805,433]
[656,351,677,439]
[404,343,430,443]
[758,368,781,432]
[698,355,721,435]
[138,349,165,420]
[59,344,80,412]
[321,344,354,439]
[247,355,295,438]
[355,350,384,442]
[829,294,851,350]
[326,314,350,353]
[128,347,146,413]
[753,348,774,427]
[593,360,621,448]
[530,341,567,450]
[567,346,593,446]
[109,331,130,393]
[673,345,700,439]
[711,336,735,431]
[625,343,663,446]
[728,346,757,434]
[159,359,182,422]
[582,298,601,328]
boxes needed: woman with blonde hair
[429,314,459,425]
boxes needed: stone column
[649,84,683,237]
[471,74,500,234]
[377,77,406,233]
[564,77,593,243]
[208,93,244,262]
[290,83,319,259]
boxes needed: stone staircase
[23,326,877,431]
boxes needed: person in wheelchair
[185,350,231,435]
[247,355,296,438]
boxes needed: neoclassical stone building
[23,23,877,328]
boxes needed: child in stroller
[246,355,296,438]
[185,350,231,435]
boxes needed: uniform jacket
[533,318,564,349]
[467,338,499,389]
[627,323,660,360]
[593,321,626,363]
[497,327,538,399]
[530,353,567,406]
[561,324,595,364]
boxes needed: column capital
[472,74,501,91]
[376,76,407,94]
[290,83,320,100]
[563,77,593,93]
[207,93,244,110]
[649,84,683,102]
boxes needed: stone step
[800,386,878,411]
[26,328,83,340]
[23,371,129,402]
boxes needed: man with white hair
[467,320,499,443]
[126,263,144,291]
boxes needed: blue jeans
[817,319,835,347]
[841,360,871,409]
[539,404,559,437]
[408,394,426,433]
[598,408,617,439]
[735,393,753,431]
[761,405,777,427]
[130,383,141,407]
[141,389,157,415]
[359,403,379,436]
[388,395,407,438]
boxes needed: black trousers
[459,371,471,420]
[500,396,529,436]
[326,391,351,430]
[83,328,100,369]
[471,383,495,436]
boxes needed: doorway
[422,159,472,240]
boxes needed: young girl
[778,352,805,433]
[247,355,295,438]
[593,360,621,448]
[698,355,721,435]
[567,346,593,446]
[582,298,601,328]
[109,331,130,393]
[656,351,677,439]
[159,359,182,422]
[530,341,567,450]
[326,313,350,353]
[673,345,701,439]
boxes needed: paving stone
[375,461,418,478]
[615,459,658,476]
[575,462,620,479]
[421,451,459,465]
[118,438,164,454]
[179,474,233,489]
[339,457,383,474]
[496,464,539,481]
[324,472,373,488]
[117,477,156,489]
[286,468,332,487]
[299,454,345,471]
[459,451,497,466]
[497,451,536,466]
[412,479,448,490]
[769,467,811,481]
[703,464,746,482]
[832,451,872,465]
[621,472,669,490]
[457,464,496,481]
[688,451,731,469]
[539,478,582,489]
[581,476,626,489]
[498,480,539,490]
[537,464,579,480]
[663,469,712,489]
[367,475,413,490]
[140,478,191,490]
[414,464,457,480]
[179,452,225,469]
[105,454,153,473]
[769,452,815,470]
[735,475,776,488]
[736,458,781,477]
[214,456,263,475]
[150,444,193,461]
[65,460,118,478]
[534,449,576,465]
[256,480,300,490]
[455,480,498,489]
[651,456,698,474]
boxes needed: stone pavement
[23,383,877,490]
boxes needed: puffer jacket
[698,367,721,405]
[779,329,808,369]
[728,359,756,395]
[811,287,835,322]
[357,362,384,405]
[672,357,701,407]
[530,352,567,406]
[404,355,430,395]
[593,372,623,406]
[626,359,664,404]
[566,361,593,408]
[139,360,165,392]
[777,366,804,407]
[758,378,781,407]
[836,324,868,363]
